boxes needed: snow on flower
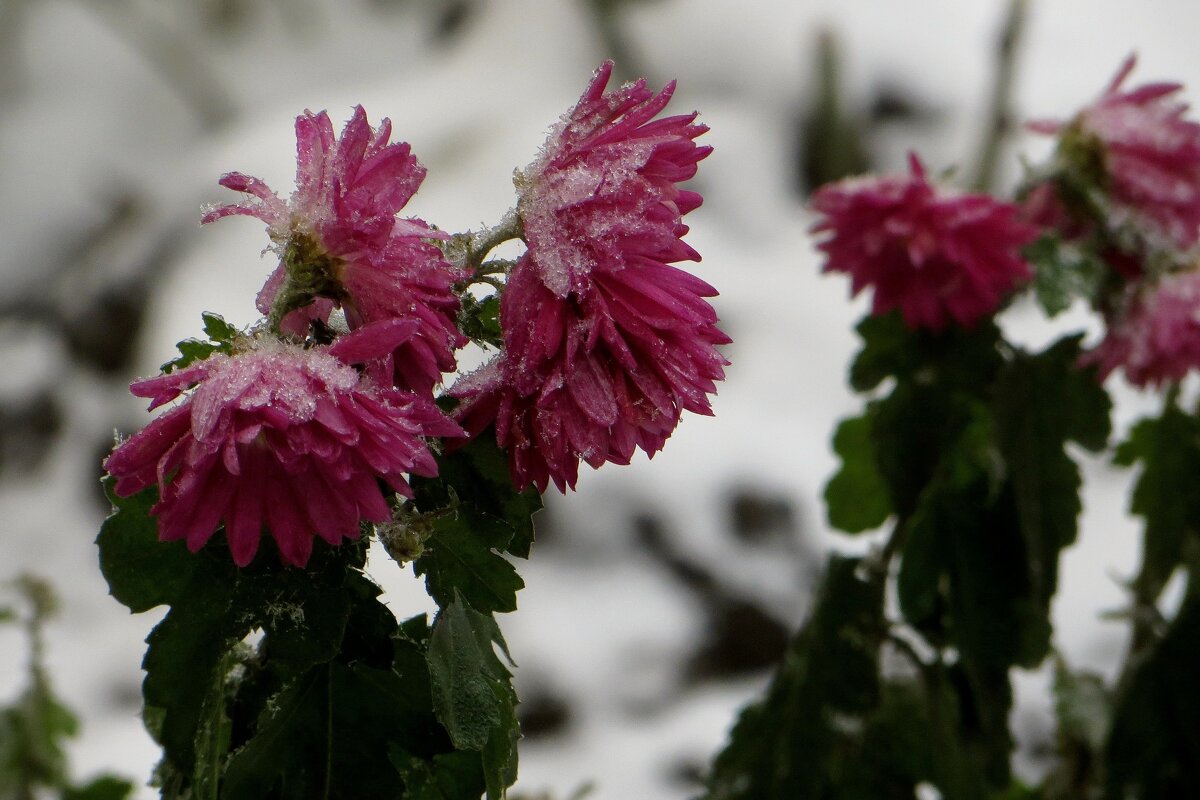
[202,106,466,394]
[1083,268,1200,387]
[811,154,1037,330]
[453,62,728,492]
[103,321,463,567]
[1031,54,1200,251]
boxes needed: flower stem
[970,0,1029,193]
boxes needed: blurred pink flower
[104,321,462,567]
[1084,269,1200,387]
[1031,54,1200,250]
[203,106,465,394]
[453,62,727,492]
[811,154,1037,330]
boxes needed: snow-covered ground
[2,1,1198,796]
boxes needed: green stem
[451,212,523,286]
[969,0,1029,193]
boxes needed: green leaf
[62,775,137,800]
[824,415,892,533]
[414,508,525,615]
[160,313,238,373]
[848,312,1003,395]
[426,594,515,755]
[201,312,238,344]
[458,293,504,349]
[141,554,240,773]
[992,336,1111,616]
[1106,574,1200,799]
[219,666,331,799]
[420,434,543,560]
[1025,233,1106,317]
[703,555,885,799]
[222,654,463,800]
[96,479,197,613]
[1113,405,1200,600]
[388,747,484,800]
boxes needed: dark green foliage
[824,415,892,533]
[1025,234,1106,317]
[1106,572,1200,799]
[426,593,520,799]
[0,575,135,799]
[813,319,1115,798]
[161,312,238,373]
[703,556,886,799]
[97,423,537,800]
[458,293,503,349]
[415,509,524,614]
[1114,404,1200,601]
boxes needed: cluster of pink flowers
[452,62,729,491]
[810,154,1036,330]
[104,62,727,565]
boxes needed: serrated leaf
[427,594,514,755]
[992,336,1111,616]
[1113,406,1200,600]
[414,509,524,614]
[96,480,198,613]
[459,294,504,349]
[201,312,238,343]
[419,435,542,560]
[222,654,461,800]
[825,415,892,533]
[1106,579,1200,799]
[1025,233,1106,317]
[388,746,484,800]
[703,556,884,799]
[848,312,1003,394]
[141,556,240,773]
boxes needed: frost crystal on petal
[453,62,727,492]
[104,339,462,567]
[204,106,466,395]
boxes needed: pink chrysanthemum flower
[1083,269,1200,387]
[103,321,463,567]
[1031,54,1200,250]
[453,62,728,492]
[203,106,466,394]
[811,154,1037,330]
[517,60,711,297]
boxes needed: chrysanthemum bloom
[811,154,1037,330]
[453,62,728,492]
[202,106,466,394]
[103,320,463,567]
[1083,269,1200,387]
[1030,54,1200,251]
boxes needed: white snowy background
[1,1,1198,797]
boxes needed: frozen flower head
[203,106,466,394]
[1032,55,1200,251]
[516,60,711,298]
[453,252,729,493]
[811,154,1037,330]
[451,62,726,492]
[1084,269,1200,388]
[103,321,463,567]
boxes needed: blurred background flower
[2,1,1198,796]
